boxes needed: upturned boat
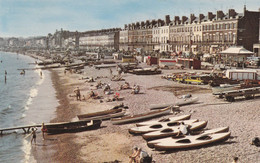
[111,107,171,125]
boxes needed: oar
[24,132,32,139]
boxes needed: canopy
[219,46,254,55]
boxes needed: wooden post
[27,127,31,133]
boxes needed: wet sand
[32,61,260,163]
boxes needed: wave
[24,88,38,111]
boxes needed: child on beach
[41,123,47,140]
[30,128,37,145]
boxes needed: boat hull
[142,121,208,140]
[111,107,171,125]
[154,132,231,150]
[45,120,102,134]
[147,127,229,148]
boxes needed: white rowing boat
[136,114,191,127]
[142,121,208,140]
[129,119,198,134]
[148,127,229,148]
[154,130,230,150]
[111,107,171,125]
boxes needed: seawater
[0,52,59,163]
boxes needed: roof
[219,46,254,55]
[225,69,257,73]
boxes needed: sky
[0,0,259,38]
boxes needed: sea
[0,51,59,163]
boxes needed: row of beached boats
[128,114,231,151]
[44,97,199,134]
[43,99,230,151]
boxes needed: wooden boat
[78,110,126,121]
[142,121,208,140]
[77,108,124,120]
[45,120,102,134]
[149,97,199,110]
[136,114,191,127]
[148,127,229,148]
[111,107,171,125]
[129,119,198,134]
[154,131,230,150]
[129,68,162,75]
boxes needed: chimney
[158,19,162,26]
[182,16,188,24]
[151,19,156,26]
[217,10,225,19]
[128,24,132,30]
[174,16,180,24]
[124,24,128,30]
[199,14,205,22]
[165,15,170,25]
[136,22,140,29]
[145,20,150,27]
[141,21,145,28]
[228,9,237,18]
[132,23,135,29]
[207,12,215,21]
[190,14,196,23]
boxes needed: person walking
[74,87,81,101]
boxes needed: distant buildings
[0,6,259,57]
[121,6,260,56]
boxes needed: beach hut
[219,46,254,67]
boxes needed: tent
[219,46,254,67]
[219,46,254,55]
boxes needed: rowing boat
[111,107,171,125]
[45,120,102,134]
[142,121,207,140]
[77,108,125,120]
[129,119,198,134]
[154,130,230,150]
[148,127,229,148]
[136,114,191,127]
[78,110,126,121]
[149,97,199,110]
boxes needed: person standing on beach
[40,71,42,78]
[30,128,37,145]
[74,87,81,101]
[41,123,47,140]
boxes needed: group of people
[129,147,151,163]
[30,123,47,145]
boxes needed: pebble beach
[29,58,260,163]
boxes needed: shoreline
[31,68,84,162]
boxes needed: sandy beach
[30,60,260,163]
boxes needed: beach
[29,59,260,163]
